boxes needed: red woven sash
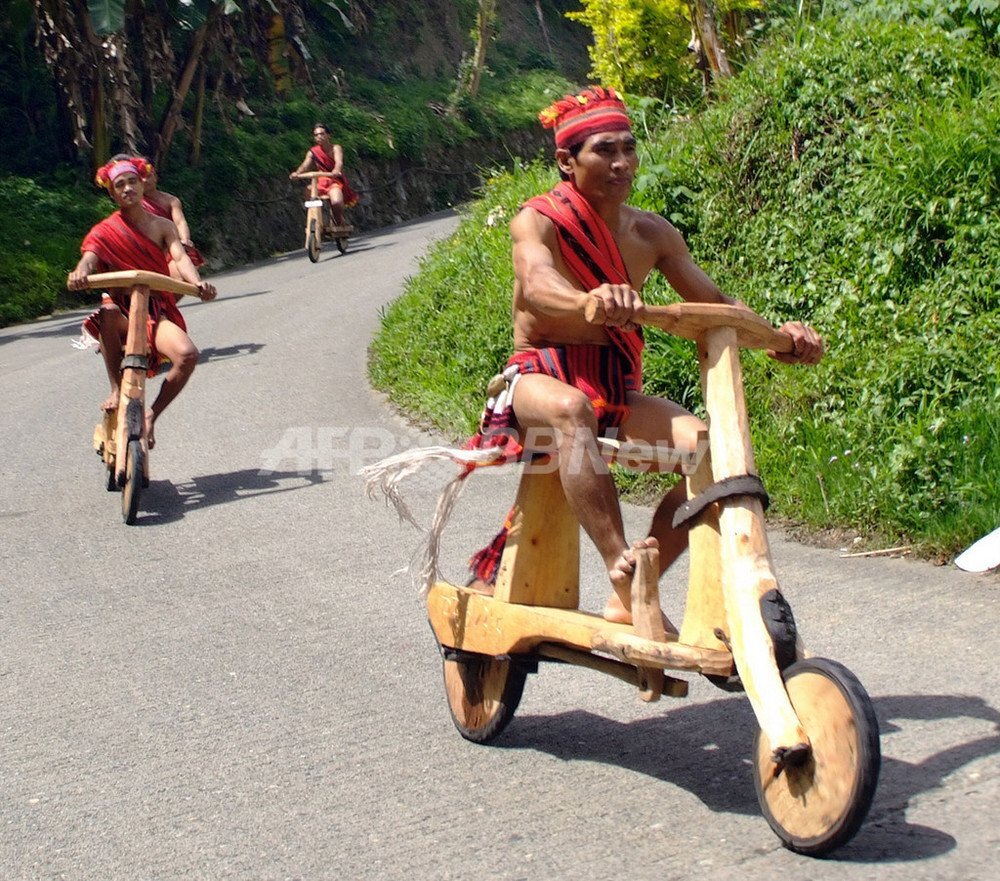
[523,182,644,389]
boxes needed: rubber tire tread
[307,218,320,262]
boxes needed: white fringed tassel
[360,366,522,592]
[360,444,505,591]
[72,331,99,351]
[412,470,470,594]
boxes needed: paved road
[2,214,998,880]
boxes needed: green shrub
[0,176,107,324]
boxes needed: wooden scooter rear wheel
[753,658,880,856]
[442,651,527,744]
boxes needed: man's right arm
[512,208,640,327]
[289,151,314,179]
[67,251,100,290]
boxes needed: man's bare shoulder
[510,205,555,241]
[143,212,178,243]
[627,206,685,253]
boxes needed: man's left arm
[166,229,216,300]
[168,196,194,245]
[653,217,822,365]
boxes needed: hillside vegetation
[371,6,1000,557]
[0,0,589,326]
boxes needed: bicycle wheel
[306,217,320,263]
[121,439,143,525]
[753,657,880,856]
[442,650,527,744]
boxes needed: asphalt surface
[1,213,998,880]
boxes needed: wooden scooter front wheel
[753,658,880,856]
[121,439,143,525]
[442,650,527,744]
[306,217,321,262]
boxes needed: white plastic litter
[955,526,1000,573]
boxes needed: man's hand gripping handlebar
[584,296,823,364]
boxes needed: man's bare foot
[100,389,119,412]
[465,578,494,595]
[145,409,157,450]
[602,537,676,632]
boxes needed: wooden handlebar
[81,270,204,299]
[584,298,794,353]
[293,171,338,179]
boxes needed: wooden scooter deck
[427,581,734,678]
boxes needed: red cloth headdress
[538,86,631,149]
[94,156,151,192]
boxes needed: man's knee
[175,344,199,373]
[550,389,598,433]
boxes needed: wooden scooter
[426,301,880,856]
[293,171,352,261]
[85,270,206,524]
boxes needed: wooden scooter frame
[426,302,880,856]
[293,171,352,261]
[86,270,204,524]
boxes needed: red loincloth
[467,181,646,583]
[310,145,360,208]
[467,343,640,582]
[79,211,187,375]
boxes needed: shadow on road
[133,468,325,524]
[196,341,266,364]
[0,314,89,346]
[498,691,999,862]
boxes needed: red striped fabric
[79,211,186,373]
[523,182,644,389]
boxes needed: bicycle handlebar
[80,270,205,299]
[584,298,794,353]
[292,171,339,180]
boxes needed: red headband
[539,86,631,149]
[94,157,151,192]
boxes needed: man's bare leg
[512,374,644,620]
[329,188,347,227]
[146,319,199,449]
[620,393,706,578]
[98,306,128,411]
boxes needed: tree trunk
[92,74,109,170]
[189,61,207,165]
[690,0,732,79]
[155,7,219,169]
[467,0,496,99]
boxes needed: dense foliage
[0,0,587,325]
[371,4,1000,556]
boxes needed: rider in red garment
[289,123,358,232]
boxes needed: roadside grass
[369,13,1000,557]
